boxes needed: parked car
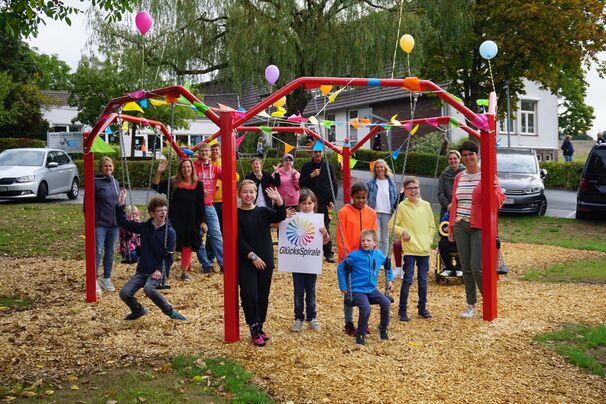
[0,148,79,201]
[497,148,547,215]
[576,142,606,219]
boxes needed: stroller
[435,219,463,284]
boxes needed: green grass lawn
[535,324,606,377]
[524,256,606,284]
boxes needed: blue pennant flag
[104,127,112,134]
[392,144,403,160]
[312,140,325,151]
[496,137,502,148]
[138,99,148,108]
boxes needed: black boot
[355,333,365,345]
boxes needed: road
[1,169,578,218]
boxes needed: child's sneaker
[250,325,266,347]
[308,318,321,331]
[460,304,476,319]
[355,333,365,345]
[169,310,187,321]
[291,319,304,332]
[398,312,410,322]
[259,328,270,341]
[456,270,463,277]
[378,326,389,340]
[124,306,149,320]
[180,272,191,282]
[418,309,432,319]
[99,278,115,292]
[96,280,102,295]
[344,322,356,336]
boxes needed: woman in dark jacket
[437,150,465,217]
[561,135,574,162]
[245,157,280,208]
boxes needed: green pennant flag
[476,99,489,107]
[447,92,463,104]
[322,120,333,129]
[349,158,358,169]
[193,102,209,115]
[449,117,460,128]
[91,135,116,154]
[260,126,272,134]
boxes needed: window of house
[520,100,537,135]
[348,110,358,141]
[498,114,514,134]
[327,114,336,142]
[544,154,552,161]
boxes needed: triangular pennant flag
[138,99,148,108]
[123,101,144,113]
[447,92,463,104]
[410,124,419,136]
[390,114,398,122]
[184,81,191,91]
[349,158,357,169]
[476,99,489,107]
[208,138,218,146]
[403,121,412,132]
[309,116,319,125]
[425,117,439,128]
[449,117,460,128]
[327,89,343,103]
[104,127,112,134]
[177,95,189,104]
[193,102,209,114]
[360,118,371,125]
[127,90,146,100]
[392,144,403,160]
[369,161,376,172]
[91,135,116,154]
[271,107,286,117]
[351,119,360,129]
[236,134,247,147]
[165,94,179,104]
[322,120,333,129]
[312,140,324,151]
[284,143,295,154]
[260,126,272,134]
[496,137,502,148]
[150,99,168,106]
[257,110,270,118]
[121,121,129,131]
[217,103,236,112]
[391,119,402,127]
[337,154,343,169]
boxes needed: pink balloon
[265,65,280,85]
[135,10,153,35]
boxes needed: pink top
[194,159,222,206]
[276,167,301,206]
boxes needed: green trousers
[453,220,483,305]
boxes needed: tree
[0,72,49,138]
[0,0,134,38]
[29,52,72,91]
[558,73,595,139]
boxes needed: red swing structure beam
[83,77,498,344]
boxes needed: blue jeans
[352,289,391,336]
[119,272,173,315]
[121,250,138,263]
[564,154,573,162]
[95,226,119,279]
[292,273,317,321]
[399,255,429,314]
[196,205,224,270]
[376,212,391,255]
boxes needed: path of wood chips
[1,243,605,403]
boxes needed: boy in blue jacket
[337,230,393,345]
[116,190,186,321]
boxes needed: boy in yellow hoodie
[388,176,436,321]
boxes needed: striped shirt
[455,171,481,222]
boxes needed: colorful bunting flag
[425,117,439,128]
[91,136,116,154]
[403,121,413,132]
[260,126,272,134]
[410,124,419,136]
[138,99,148,108]
[150,99,168,106]
[349,158,358,169]
[369,161,376,172]
[208,138,218,146]
[121,121,129,131]
[360,118,371,125]
[104,127,112,134]
[447,92,463,104]
[322,120,333,129]
[127,90,146,100]
[312,140,324,151]
[123,102,144,113]
[391,119,402,127]
[257,110,270,118]
[449,117,460,128]
[327,89,343,103]
[284,143,295,154]
[390,114,398,122]
[217,103,236,112]
[165,94,179,104]
[309,116,319,126]
[392,144,403,160]
[476,99,489,107]
[351,119,360,129]
[236,134,246,147]
[271,107,286,117]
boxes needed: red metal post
[221,111,240,343]
[83,133,97,303]
[480,102,498,321]
[342,143,351,204]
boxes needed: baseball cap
[283,153,294,160]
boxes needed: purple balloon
[265,64,280,85]
[135,10,153,35]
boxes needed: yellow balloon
[399,34,415,54]
[320,85,332,96]
[274,96,286,108]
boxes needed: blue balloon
[479,40,498,60]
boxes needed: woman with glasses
[448,141,505,319]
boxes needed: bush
[411,131,444,154]
[0,137,45,152]
[540,161,583,190]
[351,149,448,177]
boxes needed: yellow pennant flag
[328,89,343,104]
[271,107,286,117]
[390,114,402,127]
[369,161,376,172]
[410,124,420,136]
[123,102,144,113]
[121,121,129,131]
[208,138,218,146]
[349,158,358,169]
[150,99,168,106]
[284,143,295,154]
[337,154,343,166]
[309,116,319,125]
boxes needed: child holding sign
[291,189,330,332]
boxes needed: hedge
[0,137,45,152]
[540,161,583,190]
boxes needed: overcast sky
[27,5,605,139]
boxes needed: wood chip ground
[1,243,605,403]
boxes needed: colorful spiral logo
[285,218,315,247]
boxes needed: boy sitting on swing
[116,189,186,321]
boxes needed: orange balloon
[320,85,333,96]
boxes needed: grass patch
[535,324,606,377]
[498,215,606,252]
[0,295,32,312]
[523,257,606,284]
[0,356,272,403]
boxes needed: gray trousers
[453,221,483,305]
[119,272,173,315]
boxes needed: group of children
[113,169,437,347]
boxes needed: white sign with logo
[278,212,325,274]
[47,132,84,153]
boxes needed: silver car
[0,148,80,201]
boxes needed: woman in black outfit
[244,157,281,208]
[153,159,206,282]
[237,179,288,347]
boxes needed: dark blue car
[576,142,606,219]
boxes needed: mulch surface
[1,243,605,403]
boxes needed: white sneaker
[99,278,115,292]
[291,319,304,332]
[96,280,102,295]
[460,304,476,319]
[393,267,403,279]
[456,270,463,277]
[308,318,321,331]
[440,270,454,277]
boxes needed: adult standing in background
[93,156,120,295]
[245,157,281,208]
[299,146,338,263]
[561,135,574,162]
[275,153,301,209]
[437,150,465,218]
[366,159,397,255]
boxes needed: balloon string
[141,38,145,88]
[488,60,496,93]
[391,0,405,79]
[407,54,413,112]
